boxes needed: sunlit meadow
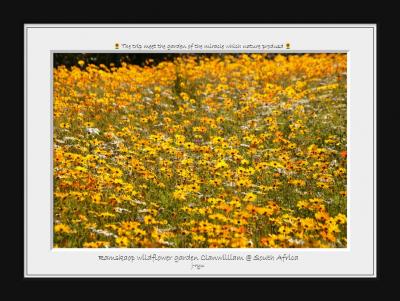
[53,53,347,248]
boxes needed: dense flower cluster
[53,53,347,248]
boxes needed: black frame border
[17,20,382,285]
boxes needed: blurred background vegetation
[53,53,294,69]
[54,53,206,68]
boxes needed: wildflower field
[53,53,347,248]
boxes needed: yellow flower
[215,160,229,169]
[173,190,187,200]
[315,211,330,222]
[268,161,284,169]
[335,213,347,224]
[301,218,315,230]
[278,225,292,235]
[297,200,309,210]
[54,224,73,234]
[316,182,330,189]
[116,236,130,247]
[243,192,257,202]
[59,122,70,129]
[98,212,116,218]
[83,241,110,248]
[144,215,155,225]
[209,178,222,186]
[236,177,252,188]
[192,234,206,242]
[84,121,95,127]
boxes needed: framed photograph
[24,24,377,278]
